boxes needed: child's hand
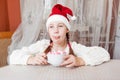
[27,53,48,65]
[60,55,85,67]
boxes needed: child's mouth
[53,36,60,39]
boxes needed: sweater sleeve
[8,39,50,65]
[71,42,110,66]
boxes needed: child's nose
[54,27,59,33]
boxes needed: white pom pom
[71,16,76,20]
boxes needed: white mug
[47,53,65,66]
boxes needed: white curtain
[114,1,120,59]
[8,0,116,58]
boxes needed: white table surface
[0,60,120,80]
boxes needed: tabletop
[0,60,120,80]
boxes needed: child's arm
[71,42,110,66]
[8,39,49,65]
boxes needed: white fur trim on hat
[46,15,71,31]
[71,15,76,20]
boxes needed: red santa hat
[46,4,76,31]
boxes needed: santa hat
[46,4,76,31]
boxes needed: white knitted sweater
[8,39,110,66]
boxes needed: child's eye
[58,25,63,27]
[49,26,54,28]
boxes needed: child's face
[48,21,69,44]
